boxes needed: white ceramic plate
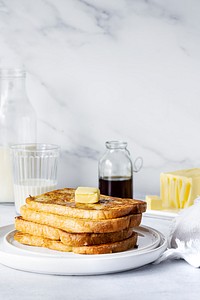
[4,225,161,257]
[0,225,167,275]
[144,209,179,221]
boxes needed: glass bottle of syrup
[98,141,133,198]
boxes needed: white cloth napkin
[155,198,200,267]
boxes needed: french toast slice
[14,232,72,252]
[25,188,146,220]
[20,205,142,233]
[59,227,133,247]
[72,233,138,254]
[15,216,134,246]
[14,231,138,254]
[15,216,60,241]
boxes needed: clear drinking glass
[11,143,60,214]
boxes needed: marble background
[0,0,200,198]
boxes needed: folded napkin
[155,198,200,267]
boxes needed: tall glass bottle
[98,141,133,198]
[0,68,36,202]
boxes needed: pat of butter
[145,195,162,210]
[160,168,200,209]
[75,187,100,204]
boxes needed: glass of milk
[10,143,60,214]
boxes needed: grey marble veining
[1,0,200,196]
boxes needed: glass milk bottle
[0,68,36,202]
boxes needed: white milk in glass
[0,147,14,202]
[14,179,57,214]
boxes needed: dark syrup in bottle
[99,176,133,198]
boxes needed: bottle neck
[0,69,37,145]
[0,69,27,106]
[106,141,128,150]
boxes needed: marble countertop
[0,205,200,300]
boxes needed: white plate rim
[0,224,167,275]
[3,225,161,258]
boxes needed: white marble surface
[1,205,200,300]
[1,0,200,197]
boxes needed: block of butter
[160,168,200,209]
[145,195,162,210]
[75,187,100,204]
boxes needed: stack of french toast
[14,188,146,254]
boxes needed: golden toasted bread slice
[14,231,72,252]
[14,231,138,254]
[59,227,133,246]
[25,188,146,220]
[15,217,60,241]
[20,205,142,233]
[15,216,134,246]
[73,233,138,254]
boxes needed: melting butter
[75,187,100,204]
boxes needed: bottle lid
[106,141,127,149]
